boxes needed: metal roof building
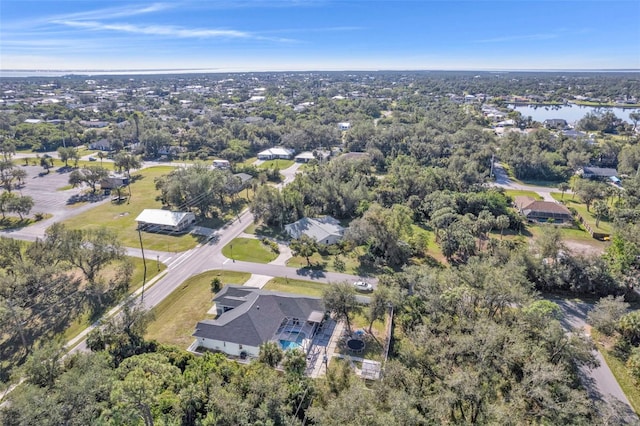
[135,209,196,233]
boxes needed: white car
[353,281,373,292]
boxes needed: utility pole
[138,227,147,303]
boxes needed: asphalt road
[552,298,638,421]
[492,161,571,201]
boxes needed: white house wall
[198,337,260,358]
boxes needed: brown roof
[522,201,571,216]
[513,196,536,210]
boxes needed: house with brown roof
[514,196,573,224]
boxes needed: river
[509,104,639,125]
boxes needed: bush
[34,212,45,221]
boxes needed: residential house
[135,209,196,233]
[514,196,572,224]
[89,138,115,151]
[338,122,351,131]
[285,216,345,245]
[192,286,325,358]
[579,166,619,180]
[294,152,316,163]
[257,147,295,160]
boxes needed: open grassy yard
[145,270,250,347]
[258,159,294,170]
[262,277,328,297]
[222,237,278,263]
[336,311,387,361]
[503,189,543,200]
[550,192,613,234]
[61,166,204,251]
[243,222,289,240]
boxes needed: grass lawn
[145,270,251,347]
[503,189,543,200]
[61,166,204,251]
[286,245,379,276]
[243,222,289,240]
[263,277,328,297]
[336,311,387,361]
[222,237,278,263]
[0,215,51,230]
[551,193,613,234]
[258,159,294,170]
[241,157,258,167]
[591,330,640,414]
[61,257,165,342]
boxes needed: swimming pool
[279,332,306,351]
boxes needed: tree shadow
[295,268,326,279]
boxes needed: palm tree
[258,341,284,367]
[558,182,570,200]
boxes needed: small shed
[135,209,196,233]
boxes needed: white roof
[135,209,194,227]
[295,151,315,159]
[285,216,344,242]
[258,147,294,157]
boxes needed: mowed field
[62,166,201,251]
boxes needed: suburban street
[0,160,633,417]
[492,161,566,202]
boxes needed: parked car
[88,156,97,161]
[353,281,373,292]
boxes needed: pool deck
[306,319,343,378]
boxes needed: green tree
[68,165,109,193]
[619,311,640,346]
[588,295,629,336]
[593,199,609,228]
[495,214,510,240]
[366,286,390,333]
[290,235,318,267]
[323,281,359,333]
[258,341,284,367]
[558,182,570,200]
[282,348,307,376]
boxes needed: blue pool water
[279,332,306,351]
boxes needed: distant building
[257,147,295,160]
[294,152,316,163]
[212,159,231,169]
[543,119,568,129]
[192,285,325,358]
[285,216,345,245]
[100,173,129,190]
[514,196,572,224]
[338,122,351,131]
[79,120,109,128]
[135,209,196,233]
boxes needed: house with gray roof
[285,216,345,245]
[192,286,325,358]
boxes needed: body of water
[510,104,639,125]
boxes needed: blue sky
[1,0,639,71]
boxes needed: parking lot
[16,165,86,216]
